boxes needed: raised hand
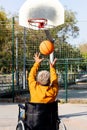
[50,58,57,67]
[33,52,44,63]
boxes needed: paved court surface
[0,103,87,130]
[58,103,87,130]
[0,104,18,130]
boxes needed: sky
[0,0,87,46]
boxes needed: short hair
[37,70,50,85]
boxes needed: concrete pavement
[0,103,87,130]
[59,103,87,130]
[0,103,18,130]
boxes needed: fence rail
[0,17,87,102]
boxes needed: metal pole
[16,36,19,86]
[12,17,15,102]
[50,52,54,63]
[44,29,54,63]
[23,27,26,89]
[65,59,68,103]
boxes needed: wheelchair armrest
[55,99,60,103]
[18,104,25,110]
[57,99,60,103]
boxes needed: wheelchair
[16,100,66,130]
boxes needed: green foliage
[0,8,83,73]
[78,43,87,58]
[56,9,79,42]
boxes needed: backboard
[19,0,64,30]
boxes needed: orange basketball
[39,40,54,55]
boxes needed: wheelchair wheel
[56,119,66,130]
[59,120,66,130]
[16,120,25,130]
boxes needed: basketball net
[28,18,48,29]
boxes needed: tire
[56,119,66,130]
[16,120,25,130]
[59,120,66,130]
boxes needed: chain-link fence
[0,17,87,102]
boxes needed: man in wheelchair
[17,52,59,130]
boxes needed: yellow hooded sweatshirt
[28,62,58,103]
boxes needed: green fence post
[12,17,15,102]
[64,59,68,102]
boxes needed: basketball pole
[44,30,54,63]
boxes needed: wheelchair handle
[18,104,25,110]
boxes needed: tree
[44,9,79,47]
[0,8,81,73]
[0,8,12,73]
[79,43,87,59]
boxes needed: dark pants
[25,102,58,130]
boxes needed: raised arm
[28,53,44,86]
[50,58,58,85]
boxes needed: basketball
[39,40,54,55]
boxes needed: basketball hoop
[19,0,64,29]
[28,18,47,29]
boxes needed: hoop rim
[28,18,47,23]
[28,18,47,29]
